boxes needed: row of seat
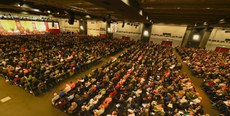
[52,43,205,116]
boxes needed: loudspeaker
[68,12,74,25]
[122,21,125,28]
[52,21,54,27]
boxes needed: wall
[150,23,187,47]
[87,20,106,36]
[206,27,230,50]
[112,22,143,41]
[58,18,79,33]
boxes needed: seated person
[51,93,60,105]
[67,102,77,114]
[94,105,105,116]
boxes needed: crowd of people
[176,47,230,115]
[0,34,134,95]
[52,43,207,116]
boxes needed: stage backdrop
[0,19,60,35]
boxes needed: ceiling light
[203,22,208,25]
[206,8,210,10]
[18,4,21,7]
[85,15,91,18]
[47,10,51,13]
[57,12,59,15]
[146,16,149,20]
[32,9,40,12]
[219,19,226,24]
[139,10,143,16]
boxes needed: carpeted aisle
[173,49,220,116]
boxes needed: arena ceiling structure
[141,0,230,25]
[0,0,230,25]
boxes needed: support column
[79,20,87,35]
[181,26,192,47]
[141,23,152,42]
[199,27,213,48]
[183,26,212,48]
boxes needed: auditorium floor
[174,50,220,116]
[0,48,220,116]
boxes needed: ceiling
[141,0,230,25]
[0,0,145,22]
[0,0,230,25]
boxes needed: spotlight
[193,34,200,41]
[107,27,111,33]
[143,30,149,37]
[80,25,84,30]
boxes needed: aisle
[0,49,127,116]
[173,49,220,116]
